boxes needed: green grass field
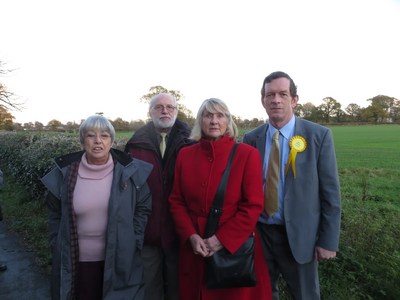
[115,131,135,138]
[330,125,400,208]
[1,124,399,299]
[331,125,400,170]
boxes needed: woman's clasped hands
[189,234,223,257]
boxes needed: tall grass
[318,125,400,300]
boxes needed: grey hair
[79,115,116,144]
[191,98,238,141]
[148,93,178,111]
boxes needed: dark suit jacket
[243,117,341,264]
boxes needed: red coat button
[202,182,207,187]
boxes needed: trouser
[76,261,105,300]
[257,223,320,300]
[142,245,179,300]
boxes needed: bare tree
[0,59,24,111]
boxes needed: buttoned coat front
[169,135,272,300]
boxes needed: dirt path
[0,221,51,300]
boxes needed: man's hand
[189,234,209,257]
[203,235,223,257]
[314,246,336,262]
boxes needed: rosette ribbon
[285,136,307,178]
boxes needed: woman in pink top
[42,115,153,300]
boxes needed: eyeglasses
[84,133,111,140]
[151,104,176,112]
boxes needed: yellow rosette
[285,136,306,178]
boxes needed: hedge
[0,131,129,202]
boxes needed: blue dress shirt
[259,115,296,225]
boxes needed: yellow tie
[264,131,280,217]
[160,132,167,158]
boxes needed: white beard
[152,115,177,130]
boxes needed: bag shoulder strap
[211,142,239,210]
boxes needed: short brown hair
[261,71,297,98]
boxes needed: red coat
[169,135,272,300]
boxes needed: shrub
[0,132,129,202]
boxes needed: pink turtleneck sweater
[73,153,114,262]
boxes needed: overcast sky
[1,0,399,125]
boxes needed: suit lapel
[294,117,307,140]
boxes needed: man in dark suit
[243,71,341,299]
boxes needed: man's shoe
[0,264,7,271]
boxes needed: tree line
[294,95,400,124]
[4,92,399,132]
[1,58,399,131]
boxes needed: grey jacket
[243,117,341,264]
[41,148,153,300]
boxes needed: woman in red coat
[169,98,272,300]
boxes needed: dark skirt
[76,260,105,300]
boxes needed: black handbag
[204,143,257,289]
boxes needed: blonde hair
[191,98,238,141]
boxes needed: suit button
[202,182,207,187]
[208,157,213,162]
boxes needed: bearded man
[125,93,194,300]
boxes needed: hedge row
[0,132,129,202]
